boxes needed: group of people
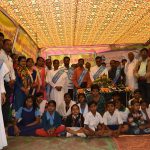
[0,31,150,149]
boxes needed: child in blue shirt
[8,96,41,136]
[36,100,65,137]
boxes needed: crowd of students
[6,89,150,137]
[0,31,150,149]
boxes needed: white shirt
[84,111,103,131]
[103,110,123,125]
[0,49,15,82]
[78,103,89,117]
[60,66,74,90]
[39,100,47,115]
[141,107,150,121]
[124,59,138,91]
[0,62,9,94]
[138,59,147,76]
[57,100,76,118]
[90,65,108,81]
[117,108,130,123]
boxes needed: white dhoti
[0,62,9,150]
[47,69,67,108]
[125,59,138,91]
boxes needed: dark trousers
[138,81,150,104]
[2,81,11,126]
[68,89,73,100]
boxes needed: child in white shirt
[57,93,76,122]
[103,101,123,137]
[115,99,130,133]
[36,92,48,116]
[140,100,150,128]
[83,101,104,137]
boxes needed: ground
[6,135,150,150]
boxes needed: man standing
[45,58,52,101]
[0,37,15,125]
[0,57,9,149]
[60,56,74,99]
[47,59,67,108]
[90,56,108,81]
[108,60,124,85]
[124,52,138,91]
[134,48,150,104]
[72,58,92,89]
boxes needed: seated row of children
[7,88,150,137]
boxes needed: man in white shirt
[60,56,74,100]
[134,48,150,104]
[0,38,15,125]
[0,49,9,149]
[90,56,108,81]
[124,52,138,91]
[46,59,67,108]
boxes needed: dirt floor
[5,135,150,150]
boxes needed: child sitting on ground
[128,101,150,134]
[36,92,48,116]
[77,93,88,117]
[115,99,130,133]
[140,100,150,128]
[65,104,85,137]
[83,101,105,137]
[103,101,123,137]
[8,96,42,136]
[36,100,65,137]
[57,93,76,123]
[128,89,142,108]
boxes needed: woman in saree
[14,56,30,111]
[35,57,46,99]
[26,58,38,96]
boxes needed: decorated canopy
[0,0,150,57]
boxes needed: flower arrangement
[93,74,112,88]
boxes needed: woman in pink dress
[35,57,46,99]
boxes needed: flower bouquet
[93,74,112,88]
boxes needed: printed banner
[0,11,17,41]
[14,28,38,61]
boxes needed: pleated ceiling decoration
[1,0,150,48]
